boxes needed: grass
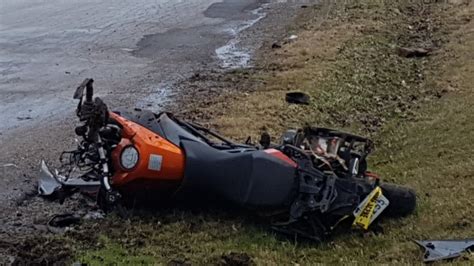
[73,1,474,264]
[206,1,448,139]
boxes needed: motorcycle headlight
[120,146,139,170]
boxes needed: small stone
[271,42,282,49]
[16,116,32,121]
[32,224,48,232]
[397,47,431,58]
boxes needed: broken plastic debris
[2,163,19,168]
[38,161,63,196]
[288,35,298,40]
[38,160,100,196]
[415,239,474,262]
[84,210,105,220]
[47,213,81,234]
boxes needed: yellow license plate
[353,186,389,230]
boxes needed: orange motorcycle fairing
[108,112,185,187]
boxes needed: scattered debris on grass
[48,213,81,232]
[271,42,282,49]
[397,47,432,58]
[219,252,253,266]
[8,237,74,265]
[415,239,474,262]
[288,35,298,41]
[285,92,310,105]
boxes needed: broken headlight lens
[120,146,139,170]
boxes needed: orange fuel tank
[108,112,185,188]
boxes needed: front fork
[96,136,121,208]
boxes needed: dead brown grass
[202,1,459,140]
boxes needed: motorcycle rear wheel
[380,183,416,218]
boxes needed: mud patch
[4,236,73,265]
[133,26,222,61]
[219,252,254,266]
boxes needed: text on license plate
[353,186,389,230]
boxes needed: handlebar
[71,78,121,208]
[85,79,94,103]
[73,78,94,101]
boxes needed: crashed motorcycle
[39,79,416,241]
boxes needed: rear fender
[264,149,297,168]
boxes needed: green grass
[79,236,156,265]
[372,92,474,238]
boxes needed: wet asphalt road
[0,0,265,136]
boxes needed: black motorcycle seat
[178,139,297,208]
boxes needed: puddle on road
[133,0,270,111]
[215,6,267,69]
[134,83,172,112]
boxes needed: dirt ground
[1,0,474,264]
